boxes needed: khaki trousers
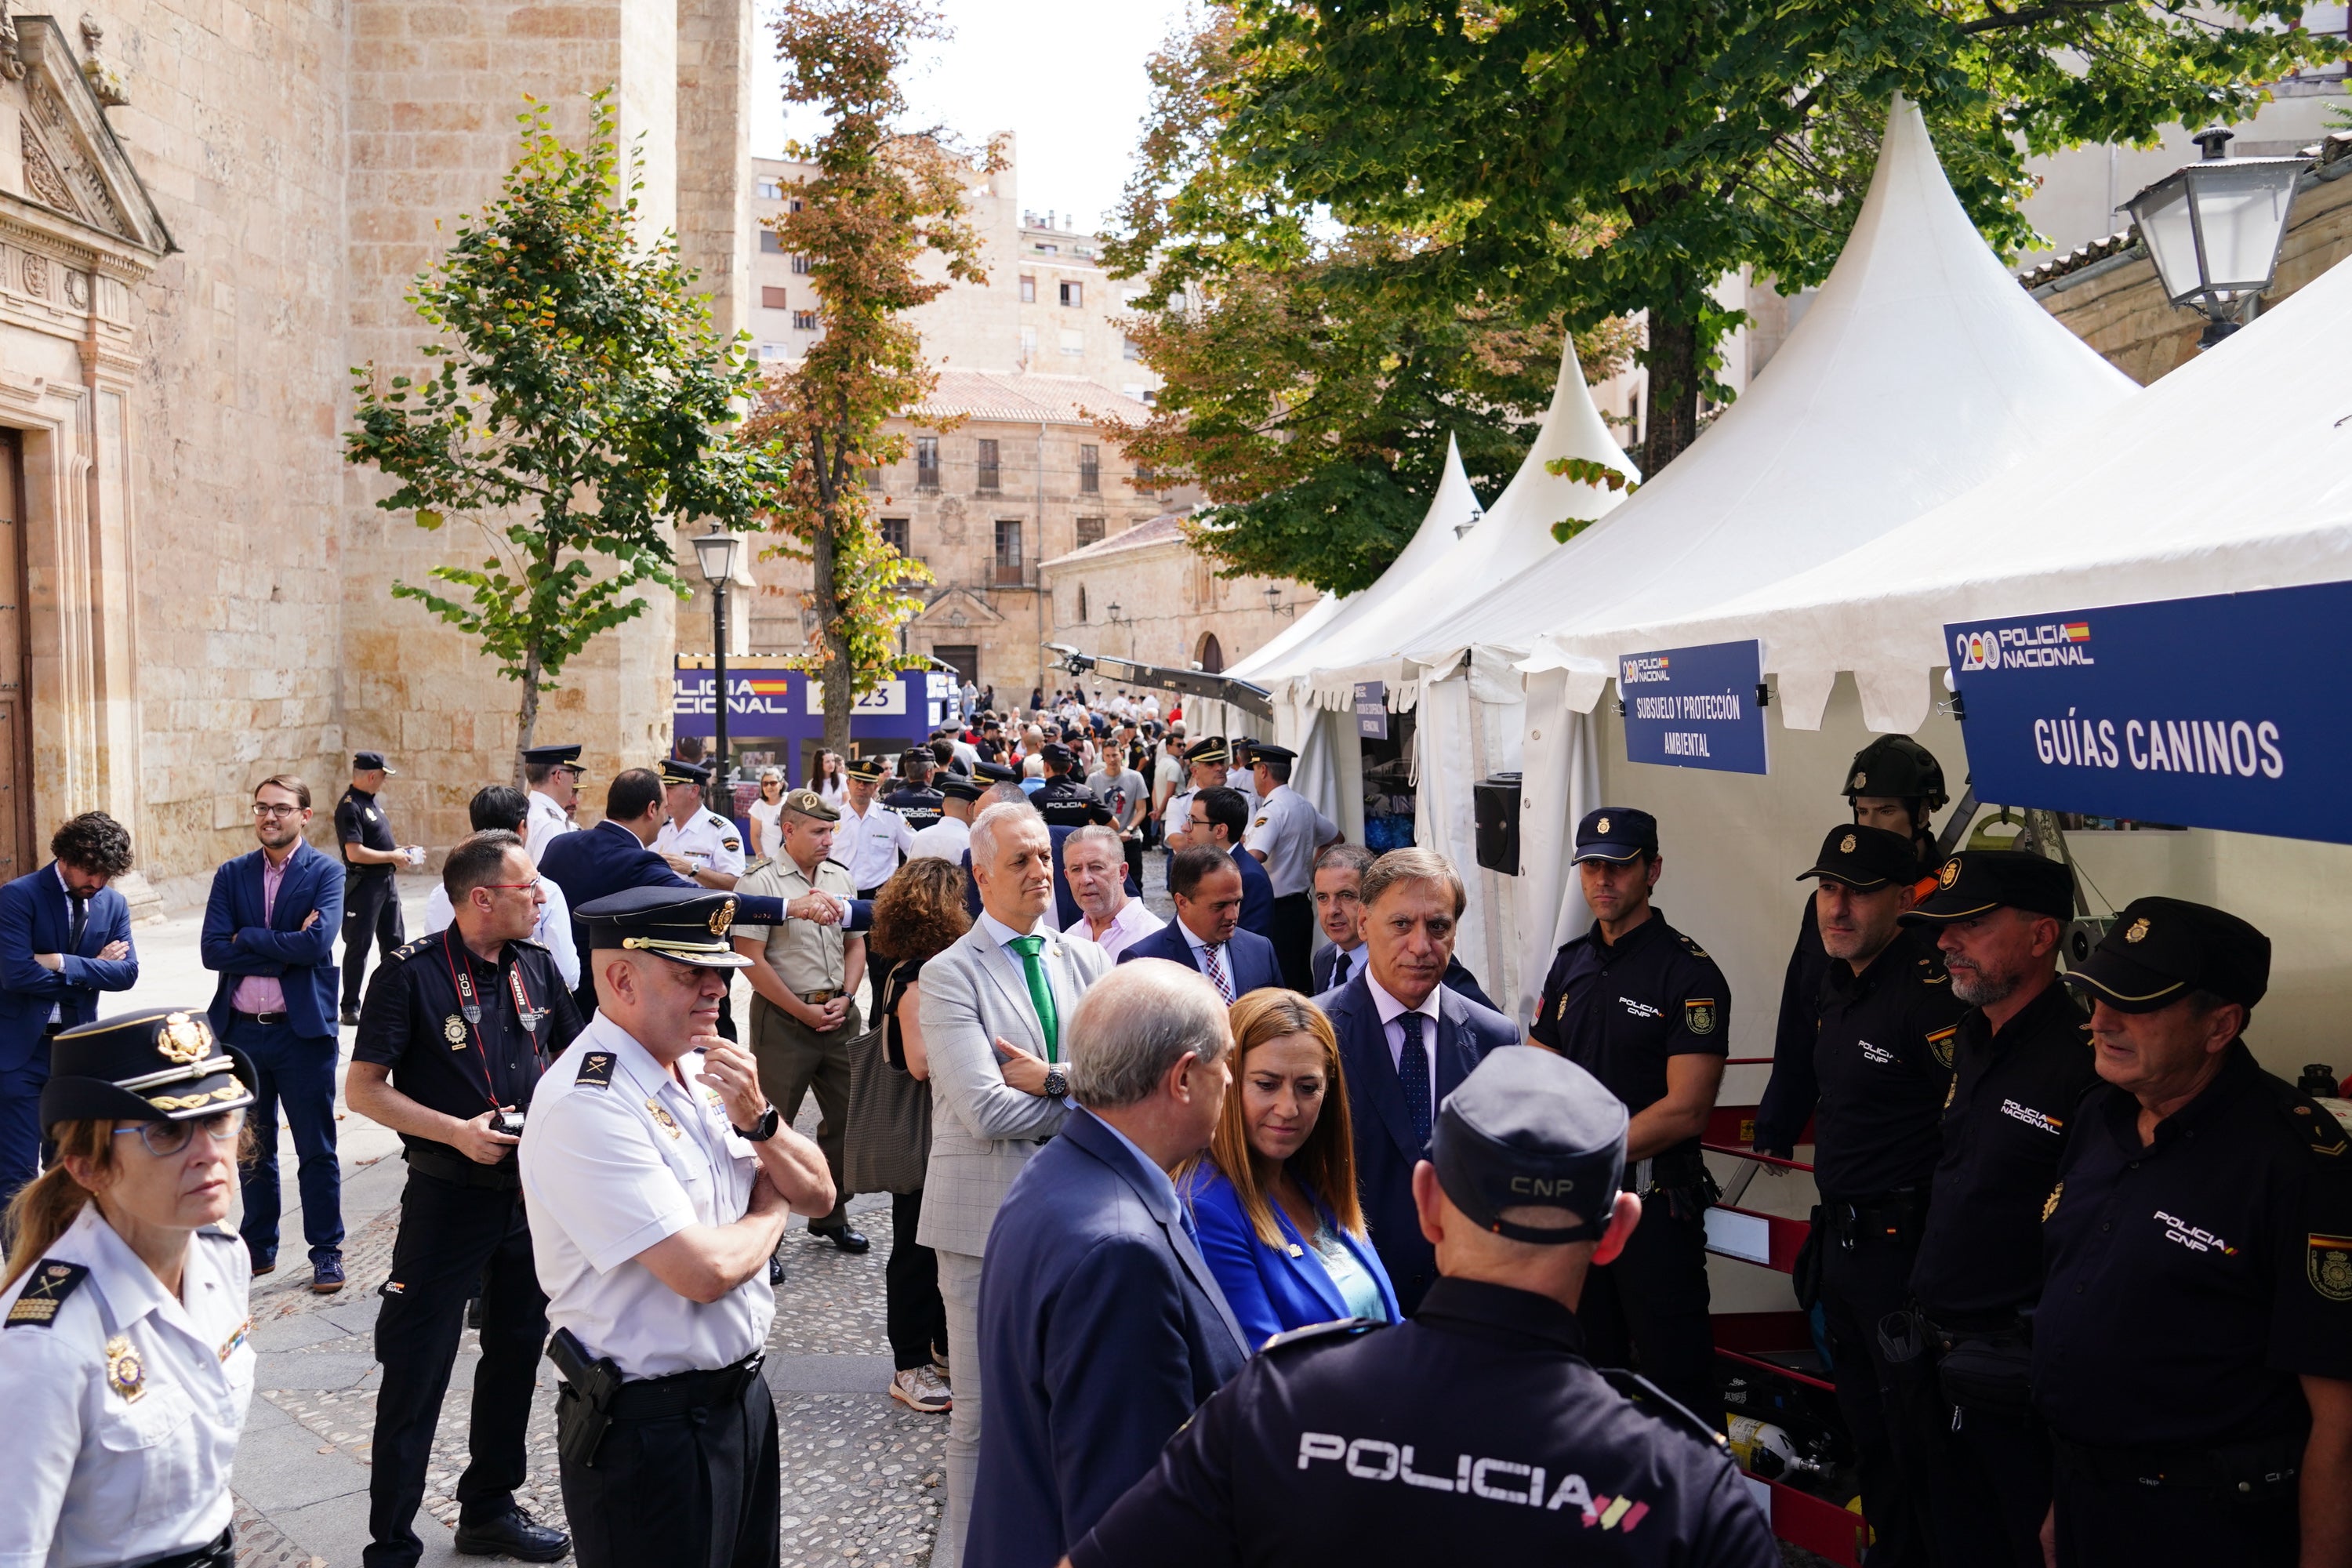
[746,993,856,1231]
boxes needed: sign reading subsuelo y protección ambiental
[1618,640,1768,776]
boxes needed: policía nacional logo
[2125,917,2151,944]
[158,1012,210,1065]
[2310,1235,2352,1302]
[1938,859,1961,890]
[1839,833,1857,855]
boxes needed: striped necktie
[1201,942,1234,1004]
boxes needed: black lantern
[691,530,745,809]
[2123,127,2307,349]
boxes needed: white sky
[750,0,1196,235]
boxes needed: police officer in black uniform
[1757,736,1947,1163]
[337,749,418,1026]
[1527,807,1730,1428]
[2035,898,2352,1568]
[1033,742,1109,831]
[1065,1045,1777,1568]
[1759,825,1962,1568]
[1895,851,2097,1567]
[345,829,583,1568]
[884,749,946,834]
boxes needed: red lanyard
[439,929,544,1112]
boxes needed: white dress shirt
[834,798,916,891]
[1243,783,1339,897]
[654,808,746,880]
[1064,896,1164,962]
[423,878,580,989]
[1367,971,1444,1123]
[524,790,575,863]
[907,814,971,864]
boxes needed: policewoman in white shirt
[0,1007,260,1568]
[519,886,834,1568]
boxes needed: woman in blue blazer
[1182,989,1399,1351]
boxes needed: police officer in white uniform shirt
[521,743,585,863]
[652,757,747,889]
[0,1008,260,1568]
[520,887,834,1568]
[834,756,916,898]
[1243,742,1341,992]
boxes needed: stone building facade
[1038,510,1314,677]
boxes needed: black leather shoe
[768,1253,786,1287]
[814,1225,869,1255]
[454,1506,571,1562]
[339,1004,360,1027]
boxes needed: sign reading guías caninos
[1619,640,1769,776]
[1946,582,2350,844]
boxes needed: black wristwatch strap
[735,1105,781,1142]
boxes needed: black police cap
[1573,807,1659,864]
[1249,742,1296,763]
[1040,742,1074,767]
[1796,824,1920,891]
[1903,850,2075,925]
[39,1008,256,1132]
[521,743,585,770]
[940,775,984,802]
[1432,1047,1627,1246]
[353,750,397,774]
[845,756,888,782]
[1184,737,1230,766]
[576,887,753,969]
[659,757,711,787]
[2063,896,2270,1014]
[1844,735,1947,810]
[975,760,1020,784]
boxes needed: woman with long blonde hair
[1181,989,1398,1348]
[0,1008,260,1568]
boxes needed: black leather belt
[234,1010,289,1027]
[2056,1432,2303,1493]
[608,1352,766,1421]
[125,1525,234,1568]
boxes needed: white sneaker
[891,1365,952,1414]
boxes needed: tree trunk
[514,645,543,789]
[812,492,855,760]
[1640,313,1703,476]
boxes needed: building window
[1123,336,1142,361]
[1076,584,1089,622]
[790,253,814,275]
[759,342,790,360]
[976,438,1000,492]
[760,286,790,310]
[1019,274,1036,303]
[1059,328,1083,357]
[1078,445,1099,493]
[1075,515,1105,547]
[880,517,909,554]
[756,177,783,200]
[863,463,882,492]
[792,310,819,332]
[760,230,786,253]
[916,437,939,490]
[789,198,805,212]
[1059,280,1083,308]
[994,519,1024,585]
[1133,462,1156,494]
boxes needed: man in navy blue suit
[1316,847,1517,1312]
[1180,787,1273,941]
[202,774,347,1287]
[0,811,139,1210]
[969,958,1249,1568]
[1120,845,1281,1000]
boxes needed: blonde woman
[1181,989,1396,1348]
[0,1009,259,1568]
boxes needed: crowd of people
[0,689,2345,1568]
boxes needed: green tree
[347,92,780,768]
[755,0,989,757]
[1136,2,2329,480]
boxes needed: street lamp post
[2124,127,2308,349]
[691,529,746,815]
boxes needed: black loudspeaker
[1473,772,1522,876]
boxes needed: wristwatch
[1040,1068,1069,1100]
[733,1105,781,1143]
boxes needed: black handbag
[843,969,932,1195]
[1935,1330,2035,1412]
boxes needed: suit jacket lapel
[1436,990,1479,1099]
[971,927,1045,1053]
[1341,980,1423,1166]
[1069,1111,1248,1352]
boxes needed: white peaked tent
[1402,97,2138,1018]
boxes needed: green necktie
[1009,934,1060,1063]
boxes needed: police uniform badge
[2125,916,2151,943]
[1937,859,1961,890]
[1850,771,1869,792]
[1838,833,1857,855]
[445,1014,468,1047]
[708,898,737,936]
[5,1260,88,1326]
[104,1334,146,1402]
[1926,1025,1957,1070]
[575,1051,616,1088]
[646,1099,682,1138]
[1595,815,1611,835]
[2042,1182,2063,1223]
[2308,1236,2352,1301]
[1683,999,1717,1036]
[158,1012,210,1065]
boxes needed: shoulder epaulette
[5,1260,89,1327]
[1597,1367,1731,1452]
[2261,1074,2351,1161]
[575,1051,617,1090]
[387,936,434,963]
[512,936,549,953]
[1675,932,1712,960]
[1258,1317,1385,1356]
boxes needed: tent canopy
[1403,98,2136,699]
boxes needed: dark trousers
[1575,1195,1720,1427]
[561,1367,780,1568]
[746,994,853,1231]
[2052,1445,2296,1568]
[1820,1232,1937,1568]
[886,1189,946,1371]
[1122,837,1145,897]
[232,1018,343,1265]
[1926,1398,2053,1568]
[341,869,404,1010]
[1269,892,1315,993]
[365,1171,547,1568]
[0,1051,47,1214]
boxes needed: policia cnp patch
[6,1261,89,1327]
[1683,1000,1717,1036]
[2310,1235,2352,1302]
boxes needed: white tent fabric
[1564,238,2352,735]
[1401,97,2137,1016]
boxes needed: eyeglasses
[252,804,303,818]
[115,1108,245,1158]
[479,878,543,895]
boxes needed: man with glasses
[521,742,586,863]
[202,775,347,1289]
[347,830,583,1568]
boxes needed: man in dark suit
[1179,786,1274,940]
[970,959,1249,1568]
[201,775,347,1287]
[1316,846,1517,1312]
[1309,842,1500,1011]
[1120,844,1281,1000]
[0,811,139,1210]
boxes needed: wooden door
[0,432,30,877]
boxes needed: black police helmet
[1844,735,1948,812]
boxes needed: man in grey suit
[916,800,1112,1568]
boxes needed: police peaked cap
[1573,807,1660,864]
[659,757,712,786]
[1902,850,2075,925]
[1184,737,1230,766]
[521,743,585,770]
[577,886,753,969]
[939,775,984,802]
[1843,735,1947,811]
[1432,1047,1626,1245]
[845,756,889,782]
[2063,897,2269,1014]
[39,1008,257,1132]
[1796,824,1920,890]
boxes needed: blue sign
[1354,681,1388,740]
[1947,583,2352,844]
[1620,641,1767,775]
[671,662,942,782]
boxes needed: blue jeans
[232,1017,343,1264]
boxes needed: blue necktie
[1398,1011,1432,1148]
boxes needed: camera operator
[344,829,584,1567]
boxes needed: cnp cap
[1432,1047,1628,1245]
[521,744,585,771]
[39,1008,256,1132]
[1843,735,1947,811]
[659,757,711,787]
[939,774,984,802]
[779,787,837,822]
[1796,824,1919,891]
[1903,850,2075,925]
[1184,737,1230,767]
[1248,742,1296,764]
[353,750,396,775]
[845,756,888,783]
[576,887,753,968]
[975,760,1020,784]
[2063,896,2269,1014]
[1573,807,1659,865]
[1040,742,1074,768]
